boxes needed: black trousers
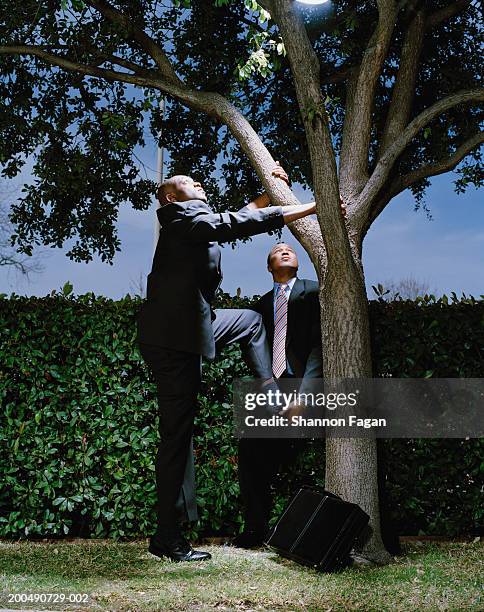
[239,439,400,553]
[139,308,273,531]
[238,436,305,535]
[238,370,308,536]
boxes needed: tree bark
[320,251,390,564]
[267,22,380,554]
[339,0,398,198]
[270,0,392,563]
[379,6,425,156]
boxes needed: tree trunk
[316,245,392,565]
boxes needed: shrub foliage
[0,290,482,539]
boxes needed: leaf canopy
[0,0,481,261]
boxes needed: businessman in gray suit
[137,166,317,562]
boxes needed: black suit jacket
[137,199,284,358]
[252,278,322,378]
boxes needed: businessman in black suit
[233,242,323,548]
[137,167,318,562]
[234,241,401,555]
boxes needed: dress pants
[238,371,306,537]
[238,436,305,536]
[139,308,273,532]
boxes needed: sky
[1,166,482,301]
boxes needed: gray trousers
[141,308,273,528]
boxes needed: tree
[1,0,482,562]
[128,270,146,298]
[373,276,434,301]
[0,180,44,275]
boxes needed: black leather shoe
[148,536,211,562]
[228,530,265,549]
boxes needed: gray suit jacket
[137,199,284,358]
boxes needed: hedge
[0,289,482,540]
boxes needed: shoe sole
[148,545,211,562]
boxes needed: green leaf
[62,281,73,296]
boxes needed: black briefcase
[265,487,370,571]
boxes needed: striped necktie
[273,283,288,378]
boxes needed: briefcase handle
[299,485,343,501]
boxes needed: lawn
[0,539,482,611]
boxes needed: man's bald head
[157,176,181,206]
[157,175,207,205]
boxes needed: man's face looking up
[159,175,207,205]
[267,243,299,276]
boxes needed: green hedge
[0,290,482,539]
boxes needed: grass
[0,539,482,611]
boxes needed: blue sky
[1,163,482,300]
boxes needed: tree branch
[320,63,356,85]
[85,0,182,85]
[0,44,231,120]
[257,0,274,12]
[393,132,484,193]
[0,45,172,90]
[36,44,146,74]
[380,132,484,221]
[215,92,322,265]
[0,39,321,263]
[367,131,484,227]
[0,43,238,125]
[355,89,484,213]
[379,4,425,155]
[269,0,345,264]
[425,0,472,30]
[88,49,151,74]
[338,66,358,198]
[339,0,398,198]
